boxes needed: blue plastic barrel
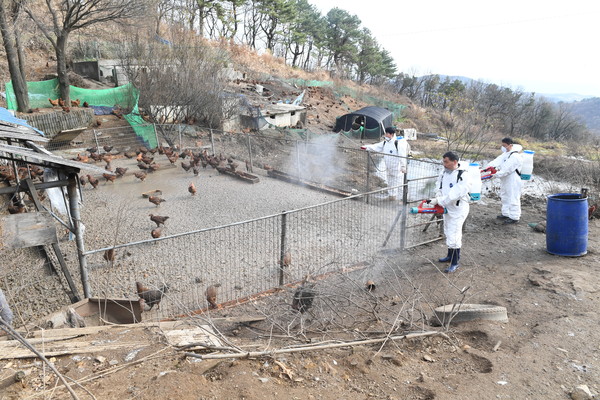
[546,193,588,256]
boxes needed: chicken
[58,98,66,107]
[103,173,116,183]
[103,145,113,153]
[181,161,192,172]
[205,284,221,309]
[292,276,315,313]
[589,204,598,219]
[86,175,99,189]
[48,98,59,107]
[8,202,26,214]
[148,163,160,173]
[149,214,169,227]
[89,152,103,162]
[62,106,70,113]
[124,151,137,159]
[279,252,291,268]
[96,119,102,127]
[133,171,147,181]
[86,146,98,154]
[115,167,128,177]
[148,195,166,206]
[136,281,169,311]
[188,182,197,196]
[79,175,86,186]
[71,99,81,107]
[192,165,200,176]
[83,101,89,107]
[151,227,162,238]
[103,248,115,262]
[365,280,376,292]
[75,153,89,163]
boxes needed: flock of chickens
[48,97,88,113]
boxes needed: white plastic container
[521,150,534,180]
[468,162,481,201]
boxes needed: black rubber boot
[444,248,460,273]
[438,248,452,263]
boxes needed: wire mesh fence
[2,123,444,328]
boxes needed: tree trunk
[55,33,70,103]
[0,1,29,111]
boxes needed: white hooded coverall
[488,144,523,220]
[435,165,470,249]
[364,136,408,197]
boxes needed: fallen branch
[0,317,80,400]
[185,330,448,360]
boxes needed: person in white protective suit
[361,126,409,201]
[0,288,14,329]
[427,151,470,273]
[484,137,523,224]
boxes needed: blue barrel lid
[524,150,535,154]
[469,162,480,166]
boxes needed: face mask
[501,146,507,153]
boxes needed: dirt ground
[1,192,599,399]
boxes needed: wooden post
[209,129,215,155]
[153,123,159,148]
[93,129,100,151]
[67,173,91,298]
[279,212,288,286]
[247,133,254,172]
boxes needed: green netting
[339,126,381,139]
[5,78,156,147]
[284,79,334,88]
[5,78,137,109]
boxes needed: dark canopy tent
[333,106,394,139]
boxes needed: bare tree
[0,0,29,111]
[117,31,237,141]
[23,0,146,103]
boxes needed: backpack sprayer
[410,200,447,214]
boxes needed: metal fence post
[210,128,215,154]
[279,212,288,286]
[178,124,182,150]
[399,161,410,250]
[295,140,301,180]
[365,151,371,204]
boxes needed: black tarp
[333,106,394,139]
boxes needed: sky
[312,0,600,97]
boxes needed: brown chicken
[365,280,376,292]
[188,182,197,196]
[205,284,221,309]
[103,248,115,262]
[103,145,113,153]
[83,101,89,107]
[103,173,116,183]
[8,202,26,214]
[151,227,162,238]
[136,281,169,311]
[133,171,147,181]
[71,99,81,107]
[58,98,66,107]
[61,106,70,113]
[148,196,166,206]
[149,214,169,227]
[124,151,137,159]
[115,167,128,177]
[79,175,86,186]
[75,153,89,163]
[292,275,315,313]
[48,98,59,107]
[181,161,192,172]
[87,175,99,189]
[279,251,291,268]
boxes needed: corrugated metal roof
[0,143,110,174]
[0,107,45,136]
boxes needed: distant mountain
[536,93,596,103]
[569,97,600,134]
